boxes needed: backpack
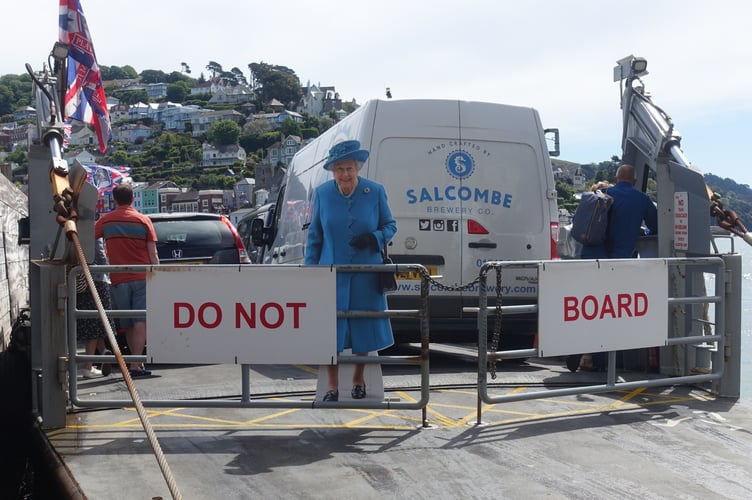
[571,189,613,246]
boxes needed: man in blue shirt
[571,164,658,372]
[581,164,658,259]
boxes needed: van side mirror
[544,128,560,157]
[250,218,266,246]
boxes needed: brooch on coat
[363,187,370,194]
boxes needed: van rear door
[366,100,555,316]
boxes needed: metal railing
[472,257,729,424]
[67,263,433,426]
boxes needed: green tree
[206,61,223,79]
[0,84,14,116]
[140,69,169,84]
[231,67,247,86]
[108,149,129,165]
[207,120,241,145]
[111,88,149,105]
[248,62,302,107]
[300,127,319,139]
[219,70,237,86]
[0,74,32,112]
[166,81,190,103]
[555,180,578,212]
[280,117,301,137]
[302,113,319,130]
[318,115,334,133]
[238,130,279,155]
[6,147,28,168]
[100,65,138,80]
[167,71,195,84]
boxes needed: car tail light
[467,219,489,235]
[222,216,252,264]
[550,221,560,259]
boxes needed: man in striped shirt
[95,184,159,377]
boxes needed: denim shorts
[110,280,146,329]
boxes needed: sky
[6,1,752,185]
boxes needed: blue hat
[323,140,369,171]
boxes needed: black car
[148,212,251,264]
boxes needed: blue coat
[305,177,398,353]
[580,181,658,259]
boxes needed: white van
[254,99,560,347]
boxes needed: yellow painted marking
[65,386,712,431]
[295,365,319,375]
[244,408,302,425]
[609,387,647,408]
[394,391,457,427]
[344,412,385,427]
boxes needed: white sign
[674,191,689,251]
[146,266,337,364]
[537,259,668,357]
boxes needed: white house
[201,143,246,167]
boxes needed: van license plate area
[396,266,436,281]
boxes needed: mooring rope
[69,227,183,500]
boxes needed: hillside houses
[112,123,153,144]
[201,143,246,167]
[190,109,244,137]
[300,83,343,117]
[5,75,348,215]
[66,124,97,147]
[134,180,180,214]
[130,181,228,214]
[0,123,33,148]
[265,134,303,167]
[251,110,303,127]
[209,85,254,105]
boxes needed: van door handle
[469,242,497,249]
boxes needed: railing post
[717,254,741,397]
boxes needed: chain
[488,268,502,379]
[415,265,503,379]
[415,265,481,291]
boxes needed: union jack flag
[58,0,111,153]
[82,164,131,196]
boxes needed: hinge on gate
[57,282,68,312]
[724,268,733,295]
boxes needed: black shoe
[100,350,112,376]
[129,368,152,378]
[351,384,366,399]
[566,354,582,372]
[323,390,339,402]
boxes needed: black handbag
[378,235,397,294]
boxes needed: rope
[710,193,752,245]
[70,232,183,500]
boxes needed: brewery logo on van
[445,150,474,180]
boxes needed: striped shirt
[94,205,157,285]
